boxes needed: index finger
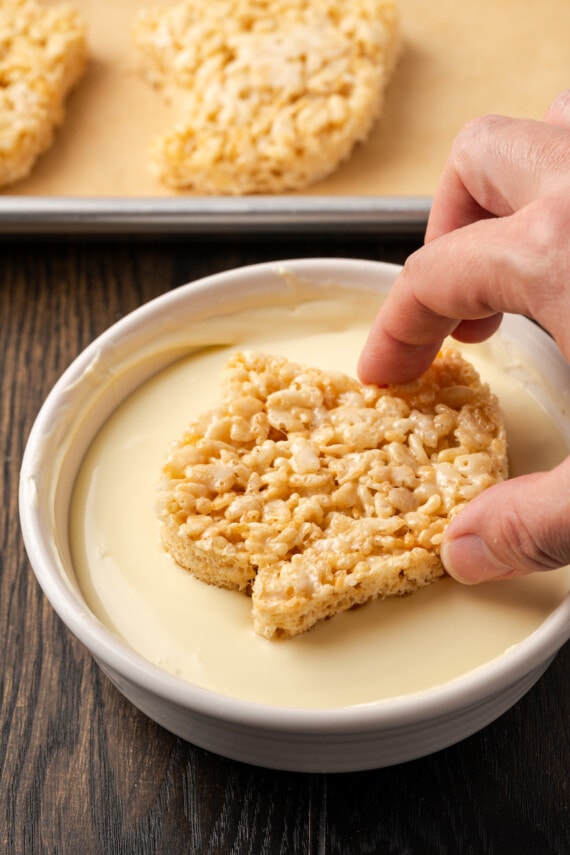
[357,212,532,385]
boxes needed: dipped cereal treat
[157,349,508,639]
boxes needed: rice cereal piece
[133,0,400,194]
[156,349,508,640]
[0,0,87,188]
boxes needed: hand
[358,90,570,584]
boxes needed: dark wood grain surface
[2,232,569,855]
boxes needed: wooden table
[2,230,569,854]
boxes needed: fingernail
[441,535,513,584]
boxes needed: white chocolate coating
[69,295,570,708]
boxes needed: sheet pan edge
[0,196,430,234]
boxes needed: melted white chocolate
[69,296,570,708]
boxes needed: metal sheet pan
[4,0,567,234]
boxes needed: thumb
[441,458,570,584]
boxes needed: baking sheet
[1,0,569,232]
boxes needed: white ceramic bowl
[19,258,570,773]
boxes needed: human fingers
[441,457,570,583]
[426,111,570,241]
[358,189,570,385]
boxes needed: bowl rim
[19,256,570,734]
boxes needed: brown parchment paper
[9,0,570,198]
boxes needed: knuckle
[451,114,507,161]
[508,192,570,353]
[516,193,570,262]
[500,500,567,573]
[545,88,570,125]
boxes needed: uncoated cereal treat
[0,0,87,187]
[133,0,400,193]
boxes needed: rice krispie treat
[157,349,508,639]
[133,0,400,194]
[0,0,87,188]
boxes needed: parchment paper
[10,0,570,198]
